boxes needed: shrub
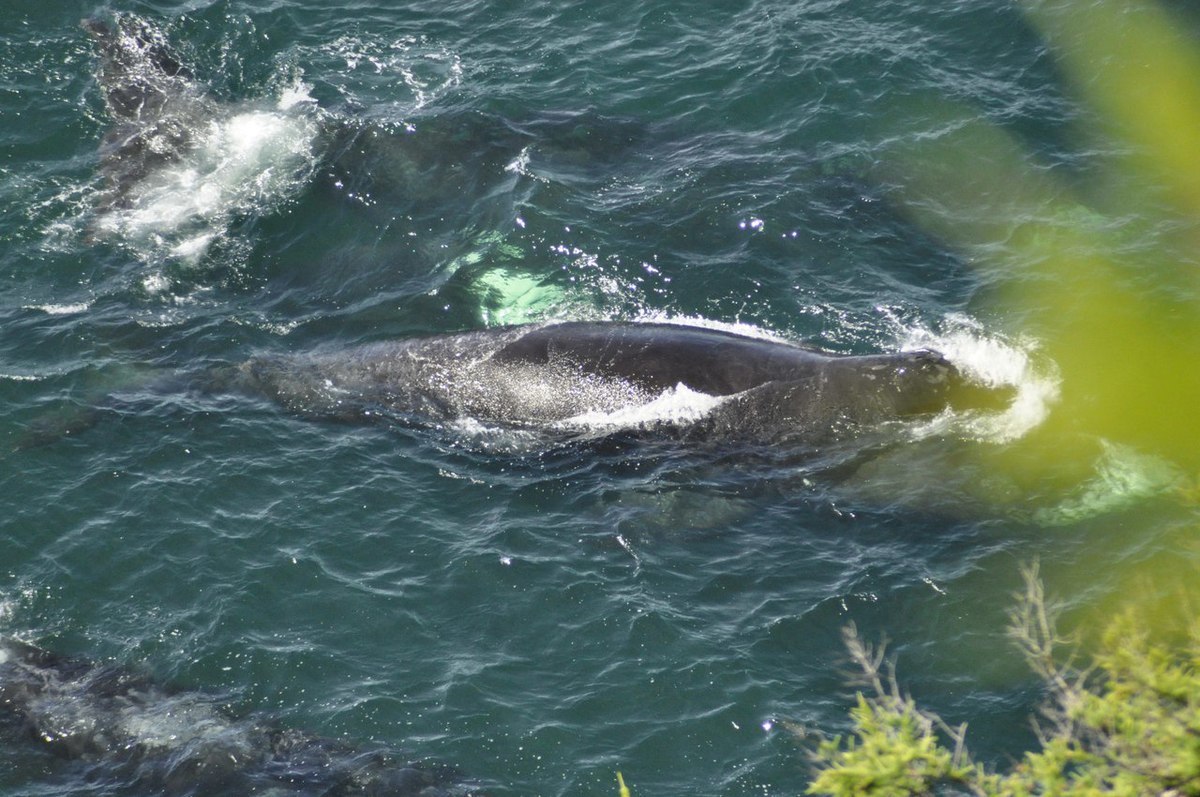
[807,564,1200,797]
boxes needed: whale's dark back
[490,321,832,396]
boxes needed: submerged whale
[0,637,485,796]
[80,13,328,261]
[80,13,639,264]
[82,16,224,213]
[215,321,992,444]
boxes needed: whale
[0,636,486,796]
[16,321,997,453]
[82,15,221,214]
[214,321,994,444]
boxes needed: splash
[895,315,1059,444]
[94,101,319,266]
[78,14,324,287]
[317,33,463,118]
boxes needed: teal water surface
[1,1,1197,795]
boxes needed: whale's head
[828,349,960,417]
[809,349,1013,433]
[843,349,1016,419]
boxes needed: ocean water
[1,1,1197,795]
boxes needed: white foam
[557,383,726,432]
[22,302,91,315]
[276,78,316,111]
[142,273,172,295]
[99,101,319,263]
[505,146,534,176]
[630,312,792,344]
[896,314,1059,443]
[170,232,217,260]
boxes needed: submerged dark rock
[0,637,487,796]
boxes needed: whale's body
[229,321,970,443]
[0,637,482,796]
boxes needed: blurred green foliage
[883,0,1200,476]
